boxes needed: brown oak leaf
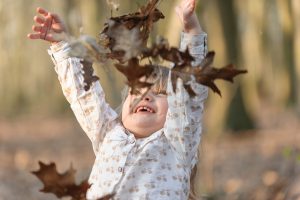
[74,0,247,97]
[32,161,90,200]
[100,0,164,61]
[80,60,99,91]
[32,161,114,200]
[142,42,247,96]
[104,21,144,62]
[192,52,247,96]
[115,58,154,94]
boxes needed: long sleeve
[48,42,118,154]
[164,32,208,166]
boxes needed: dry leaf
[71,0,247,97]
[193,52,247,96]
[68,35,108,63]
[100,0,164,60]
[142,41,247,96]
[115,58,154,94]
[32,161,114,200]
[104,20,144,62]
[80,60,99,91]
[32,161,91,200]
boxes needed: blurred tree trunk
[233,0,265,125]
[216,0,255,131]
[276,0,298,107]
[291,0,300,113]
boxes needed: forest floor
[0,106,299,200]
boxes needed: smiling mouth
[134,106,155,113]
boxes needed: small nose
[143,92,153,101]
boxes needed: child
[28,0,208,199]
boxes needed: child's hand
[175,0,203,34]
[27,7,67,44]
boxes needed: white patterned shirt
[48,32,208,200]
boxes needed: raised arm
[28,8,118,154]
[48,43,118,155]
[164,0,208,166]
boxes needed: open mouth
[134,106,155,113]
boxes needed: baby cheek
[162,99,168,115]
[121,98,131,120]
[158,100,168,122]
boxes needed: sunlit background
[0,0,299,199]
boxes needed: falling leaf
[32,161,91,200]
[32,161,114,200]
[74,0,246,97]
[115,58,154,94]
[68,35,108,63]
[141,40,247,96]
[104,21,144,62]
[191,52,247,95]
[100,0,164,60]
[80,60,99,91]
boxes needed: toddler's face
[121,87,168,138]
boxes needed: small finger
[32,25,40,32]
[34,16,45,24]
[32,25,45,33]
[27,33,42,40]
[37,7,49,17]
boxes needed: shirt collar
[135,129,164,150]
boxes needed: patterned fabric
[48,32,208,200]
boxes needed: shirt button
[118,167,123,172]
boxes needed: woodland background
[0,0,299,199]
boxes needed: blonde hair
[149,66,169,94]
